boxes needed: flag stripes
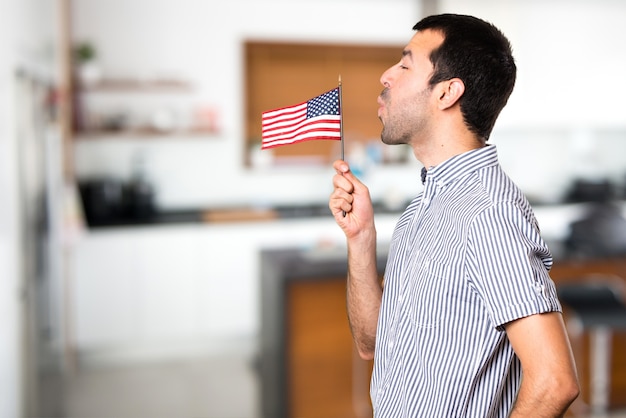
[261,87,341,150]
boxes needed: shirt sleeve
[466,201,561,330]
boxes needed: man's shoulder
[476,164,529,206]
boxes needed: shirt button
[423,197,430,205]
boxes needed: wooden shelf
[75,128,219,140]
[80,78,193,93]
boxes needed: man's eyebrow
[401,49,413,60]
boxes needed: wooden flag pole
[339,74,344,161]
[339,75,347,217]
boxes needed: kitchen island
[259,247,626,417]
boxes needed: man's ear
[437,78,465,110]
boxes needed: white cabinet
[196,224,258,337]
[132,229,203,341]
[68,216,396,359]
[71,226,208,350]
[69,222,278,355]
[73,232,138,347]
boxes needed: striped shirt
[372,145,561,417]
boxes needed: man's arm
[329,160,382,360]
[505,311,580,417]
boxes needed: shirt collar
[422,144,499,186]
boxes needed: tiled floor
[39,350,260,418]
[39,352,626,418]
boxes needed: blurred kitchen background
[3,0,626,417]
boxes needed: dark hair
[413,14,516,142]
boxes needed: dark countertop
[84,208,205,228]
[82,201,408,228]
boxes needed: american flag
[261,87,341,150]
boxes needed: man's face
[377,29,443,146]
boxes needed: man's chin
[381,134,404,146]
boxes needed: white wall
[439,0,626,129]
[0,0,58,415]
[0,72,21,418]
[0,0,25,414]
[436,0,626,203]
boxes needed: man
[329,14,579,417]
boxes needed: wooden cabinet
[286,277,372,418]
[260,248,388,418]
[550,258,626,411]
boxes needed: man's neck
[412,132,484,169]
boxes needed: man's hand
[329,160,375,239]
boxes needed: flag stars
[307,89,340,118]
